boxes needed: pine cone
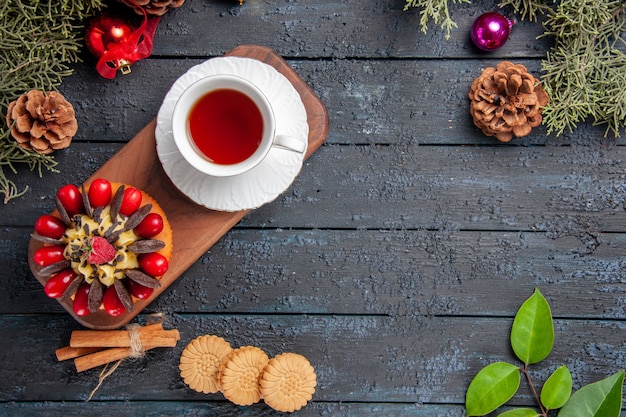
[5,90,78,155]
[468,61,549,142]
[122,0,186,16]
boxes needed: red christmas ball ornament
[86,15,135,74]
[470,12,515,51]
[84,11,160,79]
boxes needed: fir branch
[0,128,59,204]
[498,0,554,22]
[403,0,471,40]
[0,0,104,203]
[540,0,626,137]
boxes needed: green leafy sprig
[465,288,625,416]
[0,0,104,203]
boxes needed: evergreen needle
[0,0,104,204]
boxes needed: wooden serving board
[28,45,329,330]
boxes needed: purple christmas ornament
[470,12,514,51]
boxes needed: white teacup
[172,74,306,177]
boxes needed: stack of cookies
[179,335,317,412]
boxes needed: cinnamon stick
[70,329,180,348]
[73,338,181,372]
[69,323,179,348]
[56,346,105,361]
[57,322,181,372]
[74,347,144,372]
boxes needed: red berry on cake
[85,236,117,265]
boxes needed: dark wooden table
[2,0,625,416]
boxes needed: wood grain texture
[7,143,626,232]
[1,0,625,415]
[58,58,624,146]
[0,402,469,417]
[0,315,623,405]
[149,0,551,59]
[6,227,626,319]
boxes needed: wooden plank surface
[1,0,625,415]
[55,59,622,146]
[150,0,552,59]
[1,315,623,404]
[5,227,626,319]
[6,143,626,232]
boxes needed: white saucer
[155,56,309,211]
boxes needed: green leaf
[498,409,540,417]
[510,288,554,364]
[466,362,521,416]
[541,365,572,410]
[557,371,625,417]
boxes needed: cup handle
[272,135,306,154]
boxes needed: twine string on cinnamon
[79,318,179,401]
[55,315,180,402]
[86,323,144,402]
[127,323,144,359]
[87,360,123,402]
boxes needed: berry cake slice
[31,179,173,318]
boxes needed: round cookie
[179,335,233,394]
[260,352,317,412]
[219,346,269,406]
